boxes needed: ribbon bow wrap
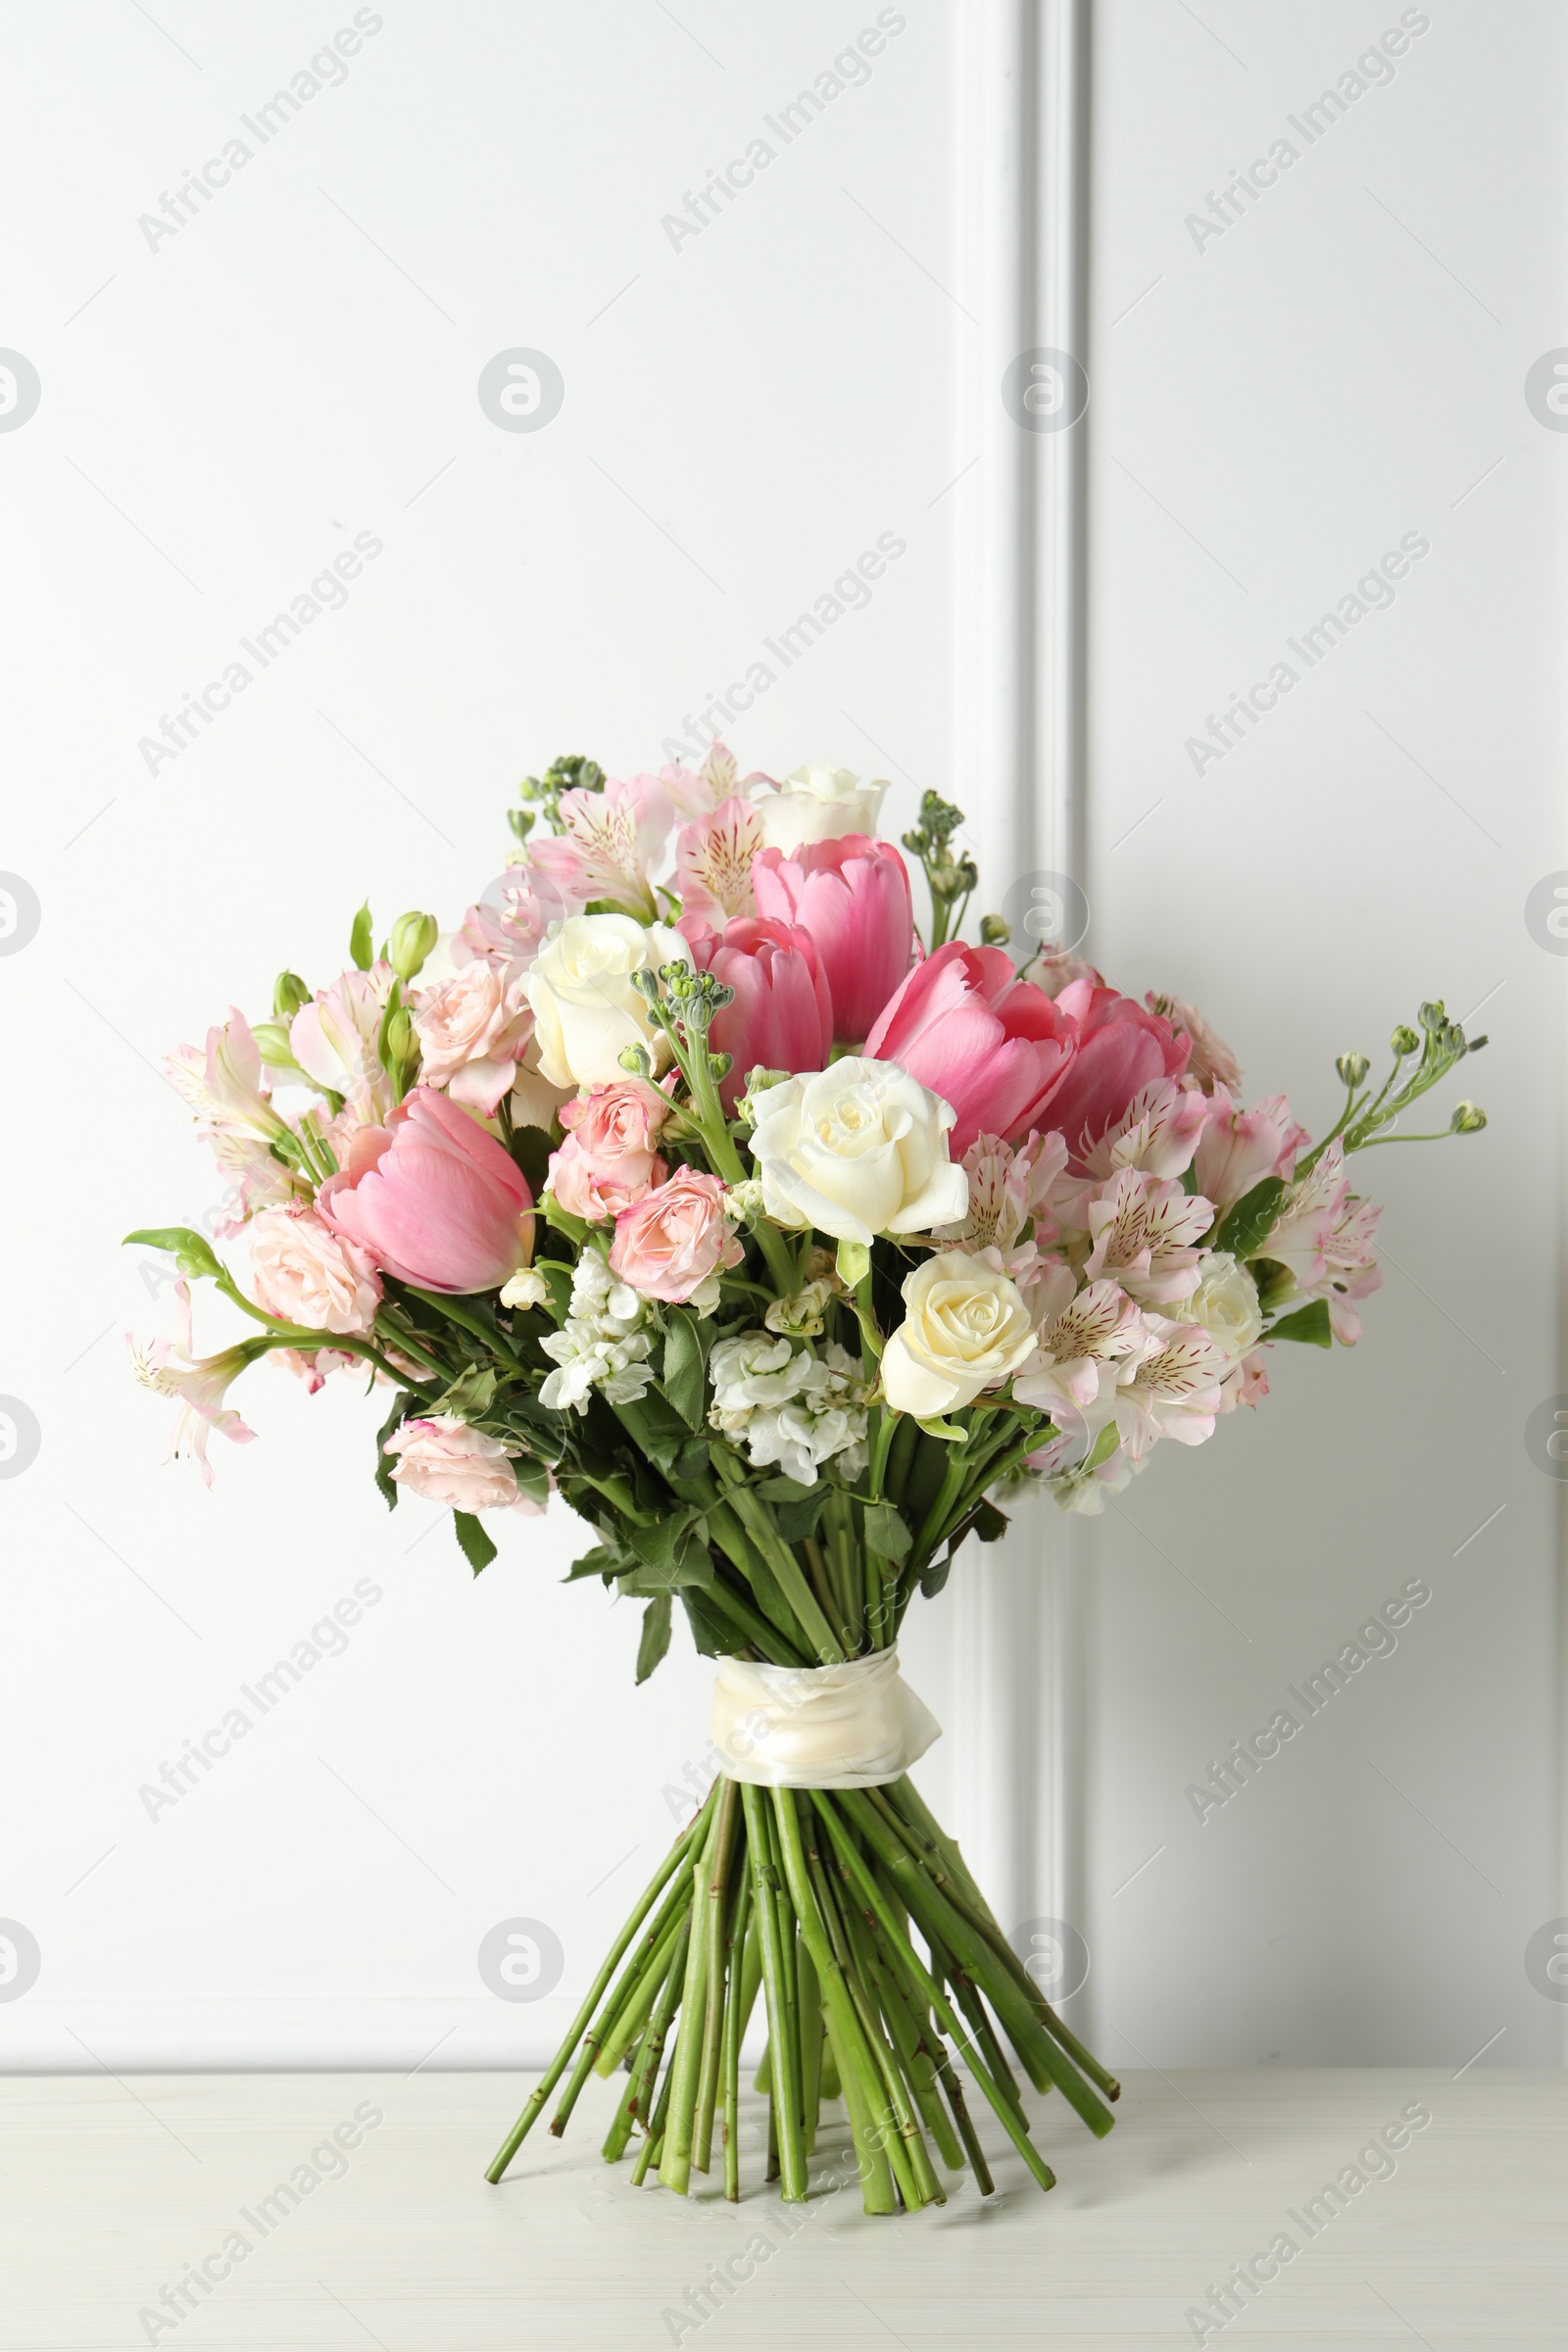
[709,1649,941,1789]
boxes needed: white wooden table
[3,2068,1563,2348]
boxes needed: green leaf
[862,1500,912,1562]
[918,1552,954,1599]
[1210,1175,1286,1260]
[773,1488,829,1544]
[373,1387,417,1509]
[1266,1299,1333,1348]
[565,1543,629,1585]
[430,1364,498,1422]
[122,1226,222,1282]
[349,901,374,971]
[680,1589,725,1660]
[662,1309,710,1432]
[915,1416,965,1445]
[453,1511,498,1575]
[619,1507,713,1590]
[757,1475,817,1501]
[1081,1422,1122,1474]
[542,1196,589,1248]
[973,1498,1009,1544]
[635,1592,673,1684]
[669,1438,712,1486]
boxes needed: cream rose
[248,1204,381,1336]
[1179,1250,1263,1359]
[749,1056,967,1246]
[523,914,691,1089]
[753,763,889,853]
[881,1249,1038,1416]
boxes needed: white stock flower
[524,913,691,1090]
[753,762,889,852]
[708,1331,868,1486]
[880,1249,1037,1417]
[749,1057,967,1247]
[1179,1251,1263,1360]
[500,1265,550,1310]
[538,1250,654,1414]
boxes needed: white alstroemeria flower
[1111,1316,1232,1461]
[1079,1078,1208,1183]
[1082,1166,1215,1308]
[1012,1269,1146,1418]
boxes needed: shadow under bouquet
[128,746,1486,2212]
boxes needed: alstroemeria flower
[674,796,764,925]
[168,1008,290,1144]
[290,964,403,1124]
[525,773,673,920]
[1082,1167,1216,1307]
[128,1280,258,1486]
[1194,1085,1308,1210]
[1112,1316,1232,1460]
[1013,1267,1146,1418]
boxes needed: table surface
[2,2066,1564,2350]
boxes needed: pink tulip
[682,915,834,1111]
[752,834,913,1045]
[1034,980,1192,1171]
[318,1087,533,1295]
[863,940,1075,1155]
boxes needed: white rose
[749,1057,968,1246]
[881,1249,1038,1416]
[248,1205,381,1336]
[1180,1251,1263,1359]
[754,763,889,852]
[524,914,690,1089]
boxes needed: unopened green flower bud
[709,1051,733,1082]
[979,913,1012,946]
[1391,1025,1420,1057]
[618,1042,653,1077]
[1418,1000,1446,1032]
[630,966,662,1002]
[507,807,535,845]
[1450,1102,1487,1134]
[1336,1052,1370,1088]
[251,1021,298,1070]
[388,909,438,983]
[273,969,310,1018]
[384,1007,415,1068]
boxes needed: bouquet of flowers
[127,745,1486,2214]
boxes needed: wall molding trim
[952,0,1093,1977]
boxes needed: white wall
[2,0,1562,2080]
[1,0,965,2070]
[1074,0,1567,2068]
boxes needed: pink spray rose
[608,1169,744,1304]
[248,1204,382,1335]
[752,834,913,1045]
[682,915,834,1111]
[1027,980,1192,1172]
[383,1414,541,1513]
[318,1086,534,1295]
[864,940,1076,1156]
[549,1077,672,1222]
[413,961,534,1112]
[453,869,572,975]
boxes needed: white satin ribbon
[710,1649,941,1789]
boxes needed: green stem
[809,1794,1058,2196]
[740,1782,809,2201]
[485,1797,710,2182]
[720,1884,757,2201]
